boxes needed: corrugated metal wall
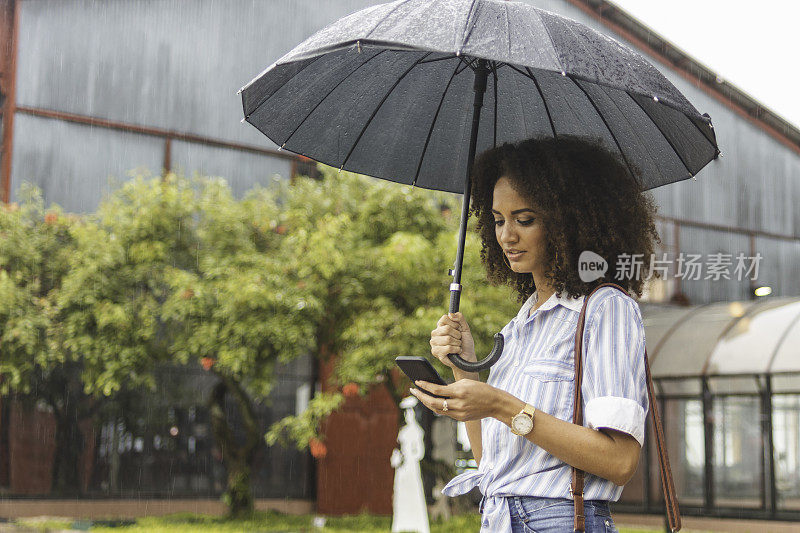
[9,0,800,301]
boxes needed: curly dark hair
[470,136,661,302]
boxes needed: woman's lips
[506,251,525,261]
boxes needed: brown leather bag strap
[571,282,681,532]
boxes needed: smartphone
[395,356,449,399]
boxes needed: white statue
[391,396,430,533]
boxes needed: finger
[430,335,461,347]
[415,380,454,398]
[449,312,468,329]
[431,345,462,359]
[437,315,462,331]
[431,352,459,370]
[431,324,462,340]
[434,324,461,339]
[409,387,439,412]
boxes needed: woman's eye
[518,218,534,226]
[493,219,504,226]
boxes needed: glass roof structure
[639,297,800,395]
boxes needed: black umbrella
[238,0,719,372]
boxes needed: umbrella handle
[446,333,504,372]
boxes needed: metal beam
[15,105,300,162]
[702,377,715,512]
[763,375,777,517]
[0,0,18,203]
[657,215,800,244]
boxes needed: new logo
[578,251,608,283]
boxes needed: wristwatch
[510,403,536,436]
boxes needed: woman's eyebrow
[491,208,537,215]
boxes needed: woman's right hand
[430,312,478,379]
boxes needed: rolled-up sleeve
[581,292,649,447]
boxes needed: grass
[11,511,688,532]
[84,511,478,532]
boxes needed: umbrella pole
[447,58,504,372]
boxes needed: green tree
[56,171,322,517]
[160,175,321,517]
[2,166,517,512]
[265,166,518,487]
[0,184,98,494]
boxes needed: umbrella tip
[236,88,242,95]
[240,118,246,124]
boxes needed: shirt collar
[515,290,586,324]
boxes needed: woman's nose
[499,223,517,244]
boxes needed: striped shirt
[442,286,649,532]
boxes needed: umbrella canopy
[239,0,720,378]
[240,0,719,193]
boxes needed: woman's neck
[531,270,556,313]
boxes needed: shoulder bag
[570,282,681,532]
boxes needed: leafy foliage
[0,184,75,394]
[263,166,518,448]
[0,163,518,475]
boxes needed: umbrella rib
[525,67,557,139]
[504,3,511,60]
[454,56,476,76]
[279,49,387,150]
[243,55,323,118]
[458,0,482,55]
[504,63,531,79]
[341,52,434,170]
[569,76,639,183]
[412,58,462,187]
[596,84,670,187]
[690,115,717,147]
[627,92,695,177]
[419,55,459,65]
[688,114,720,158]
[363,0,413,40]
[493,64,498,148]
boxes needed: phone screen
[395,356,449,398]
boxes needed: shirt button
[513,359,520,367]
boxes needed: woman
[409,136,660,533]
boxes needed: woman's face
[492,176,547,275]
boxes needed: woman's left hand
[410,379,501,421]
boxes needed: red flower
[44,213,58,225]
[275,224,287,235]
[309,438,328,459]
[200,357,215,371]
[181,288,195,300]
[342,382,360,399]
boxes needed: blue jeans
[506,496,619,533]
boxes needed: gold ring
[442,399,449,412]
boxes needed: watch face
[512,414,533,435]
